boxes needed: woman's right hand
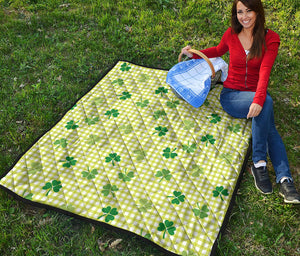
[181,45,193,58]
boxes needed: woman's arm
[181,28,230,59]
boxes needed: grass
[0,0,299,255]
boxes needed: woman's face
[236,1,257,30]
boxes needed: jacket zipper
[245,58,248,88]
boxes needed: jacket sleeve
[252,32,280,107]
[192,28,230,59]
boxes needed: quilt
[0,61,251,256]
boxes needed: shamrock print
[138,199,152,213]
[28,162,43,175]
[208,113,221,124]
[162,147,177,159]
[155,87,168,97]
[118,168,134,182]
[182,250,197,256]
[133,149,146,162]
[219,153,233,165]
[153,110,166,120]
[92,97,104,106]
[119,124,133,134]
[105,153,121,166]
[139,73,150,82]
[119,91,132,100]
[193,203,209,219]
[155,169,172,183]
[153,126,168,137]
[42,180,62,196]
[112,78,124,86]
[182,119,195,131]
[167,191,185,205]
[81,167,98,180]
[140,229,151,240]
[98,206,118,223]
[136,98,149,108]
[203,99,210,106]
[105,109,119,119]
[189,164,204,177]
[86,134,101,145]
[213,186,229,201]
[65,120,79,130]
[54,138,68,149]
[228,123,242,133]
[201,134,216,146]
[182,141,197,154]
[157,220,176,239]
[22,189,33,201]
[60,156,77,168]
[166,98,180,109]
[101,184,119,197]
[85,116,99,125]
[120,62,131,72]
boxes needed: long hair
[231,0,266,59]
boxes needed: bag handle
[178,49,216,78]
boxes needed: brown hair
[231,0,266,59]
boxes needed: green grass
[0,0,299,255]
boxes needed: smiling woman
[181,0,300,204]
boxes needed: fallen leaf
[109,239,122,250]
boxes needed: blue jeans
[220,87,292,183]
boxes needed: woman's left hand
[247,103,262,119]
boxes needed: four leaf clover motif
[98,206,118,223]
[42,180,62,196]
[213,186,229,201]
[157,220,176,239]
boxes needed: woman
[181,0,300,204]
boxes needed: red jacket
[192,27,280,107]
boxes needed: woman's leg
[220,88,292,179]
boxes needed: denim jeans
[220,87,292,183]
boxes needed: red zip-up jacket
[192,27,280,107]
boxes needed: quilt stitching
[0,61,251,256]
